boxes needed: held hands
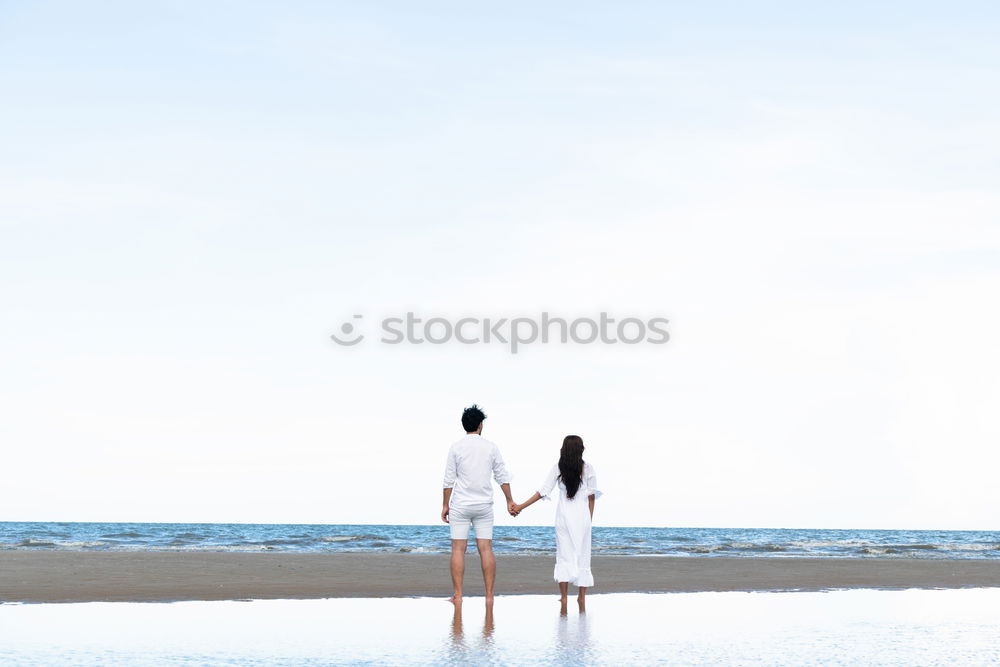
[444,502,521,521]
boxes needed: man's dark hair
[462,404,487,433]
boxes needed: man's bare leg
[450,539,467,603]
[578,586,587,612]
[475,538,496,606]
[559,581,569,615]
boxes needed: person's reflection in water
[448,599,467,660]
[482,601,495,645]
[554,606,594,666]
[445,599,497,662]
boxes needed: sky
[1,2,999,529]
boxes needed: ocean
[2,522,998,559]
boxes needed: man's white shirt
[442,434,512,508]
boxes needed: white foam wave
[679,545,723,553]
[321,535,382,542]
[104,544,276,552]
[941,544,999,551]
[788,540,867,548]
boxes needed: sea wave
[723,542,788,551]
[262,538,314,546]
[939,543,1000,551]
[17,539,57,547]
[3,539,108,549]
[320,535,383,542]
[594,545,639,551]
[675,542,791,553]
[787,540,867,548]
[679,545,723,553]
[157,544,277,552]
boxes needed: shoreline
[2,552,999,603]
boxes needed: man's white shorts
[449,503,494,540]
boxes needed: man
[441,404,517,606]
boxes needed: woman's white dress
[537,462,601,587]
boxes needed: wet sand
[1,552,998,603]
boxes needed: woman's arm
[515,492,543,513]
[588,494,595,519]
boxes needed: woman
[514,435,600,612]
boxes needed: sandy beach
[2,552,998,603]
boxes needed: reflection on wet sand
[447,597,595,666]
[484,604,495,643]
[3,590,996,665]
[447,600,496,660]
[554,606,594,666]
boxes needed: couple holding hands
[441,405,601,612]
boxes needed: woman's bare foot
[449,593,463,605]
[577,596,586,613]
[485,594,494,607]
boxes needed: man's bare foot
[449,593,463,605]
[485,594,494,607]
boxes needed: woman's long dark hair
[558,435,585,499]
